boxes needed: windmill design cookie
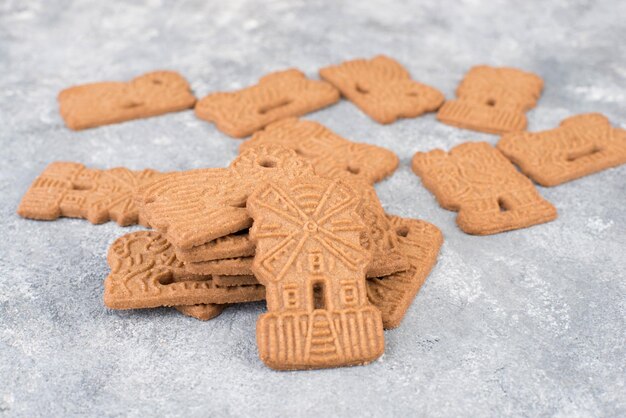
[248,177,384,370]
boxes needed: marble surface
[0,1,624,416]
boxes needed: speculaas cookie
[412,142,557,235]
[356,183,409,277]
[367,216,443,329]
[59,70,196,130]
[248,176,384,370]
[175,304,225,321]
[18,162,160,226]
[320,55,445,124]
[239,118,399,184]
[195,69,340,138]
[437,65,543,134]
[213,275,259,287]
[136,146,315,250]
[497,113,626,186]
[175,230,255,263]
[182,182,409,279]
[104,231,265,310]
[184,256,253,276]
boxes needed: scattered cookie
[59,70,196,130]
[175,230,255,263]
[137,146,315,250]
[240,118,399,184]
[497,113,626,186]
[18,162,160,226]
[104,231,265,309]
[437,65,543,134]
[367,216,443,329]
[175,304,225,321]
[249,176,384,370]
[412,142,557,234]
[320,55,445,124]
[195,69,340,138]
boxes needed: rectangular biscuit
[18,162,160,226]
[437,66,543,134]
[59,70,196,130]
[412,142,557,234]
[497,113,626,186]
[367,216,443,329]
[240,118,399,184]
[320,55,444,124]
[195,69,339,138]
[174,230,255,263]
[104,231,265,310]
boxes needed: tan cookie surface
[240,118,399,184]
[437,66,543,134]
[136,146,314,249]
[248,177,384,370]
[182,181,409,279]
[175,230,255,263]
[320,55,444,124]
[412,142,557,234]
[367,216,443,329]
[104,231,265,309]
[18,162,160,226]
[59,70,196,130]
[212,275,259,287]
[195,69,339,138]
[184,256,254,276]
[175,304,225,321]
[497,113,626,186]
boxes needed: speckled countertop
[0,1,624,416]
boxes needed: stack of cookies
[102,135,443,370]
[16,55,626,371]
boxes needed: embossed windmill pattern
[249,178,384,370]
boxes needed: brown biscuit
[497,113,626,186]
[320,55,445,124]
[184,256,254,276]
[248,177,384,370]
[175,304,225,321]
[175,230,255,263]
[195,69,340,138]
[412,142,557,235]
[213,275,259,287]
[437,66,543,134]
[181,181,408,278]
[356,182,409,277]
[59,70,196,130]
[239,118,399,184]
[18,162,160,226]
[104,231,265,310]
[367,216,443,329]
[183,181,409,279]
[136,146,315,250]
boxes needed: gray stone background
[0,0,624,416]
